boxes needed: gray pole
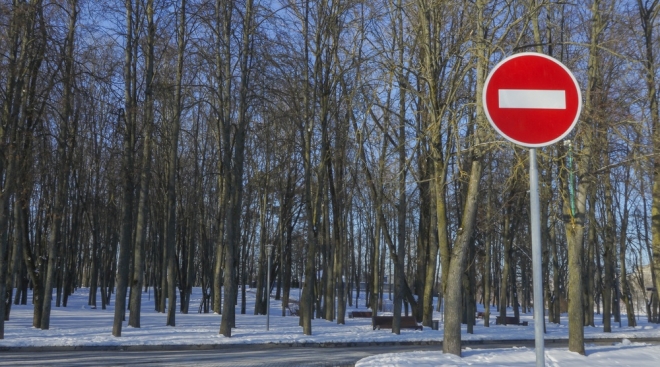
[529,148,545,367]
[266,244,273,331]
[615,266,622,328]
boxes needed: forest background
[1,0,660,358]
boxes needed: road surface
[2,338,658,366]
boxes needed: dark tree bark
[164,0,187,328]
[637,0,660,320]
[128,0,155,329]
[220,0,253,337]
[41,0,78,330]
[113,0,137,337]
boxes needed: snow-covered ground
[1,287,659,366]
[356,340,660,367]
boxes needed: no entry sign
[483,52,582,147]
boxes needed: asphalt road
[0,344,439,367]
[2,338,658,367]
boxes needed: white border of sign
[482,52,582,148]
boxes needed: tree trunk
[584,192,595,328]
[603,170,614,332]
[128,0,155,328]
[483,189,492,327]
[443,158,483,355]
[299,0,317,336]
[566,216,586,354]
[563,0,605,353]
[619,209,636,327]
[422,157,437,327]
[164,0,186,328]
[0,146,15,337]
[254,190,268,315]
[637,0,660,320]
[0,0,47,337]
[113,0,136,336]
[41,0,78,331]
[500,211,513,323]
[444,0,487,353]
[551,212,561,324]
[389,0,407,335]
[220,0,252,337]
[328,156,346,325]
[211,0,233,317]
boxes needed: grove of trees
[1,0,659,357]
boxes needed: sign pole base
[530,148,545,367]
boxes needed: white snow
[356,342,660,367]
[2,287,660,366]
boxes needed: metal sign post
[266,243,273,331]
[529,148,544,367]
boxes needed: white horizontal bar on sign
[498,89,566,109]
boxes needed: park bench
[372,315,423,330]
[286,299,300,316]
[495,316,528,326]
[348,310,373,318]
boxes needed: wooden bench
[373,316,423,330]
[286,299,300,316]
[349,310,373,318]
[476,311,485,319]
[495,316,528,326]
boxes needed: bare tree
[41,0,79,330]
[163,0,187,328]
[560,0,610,355]
[220,0,255,337]
[128,0,156,329]
[637,0,660,319]
[113,0,138,337]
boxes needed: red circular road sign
[483,52,582,147]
